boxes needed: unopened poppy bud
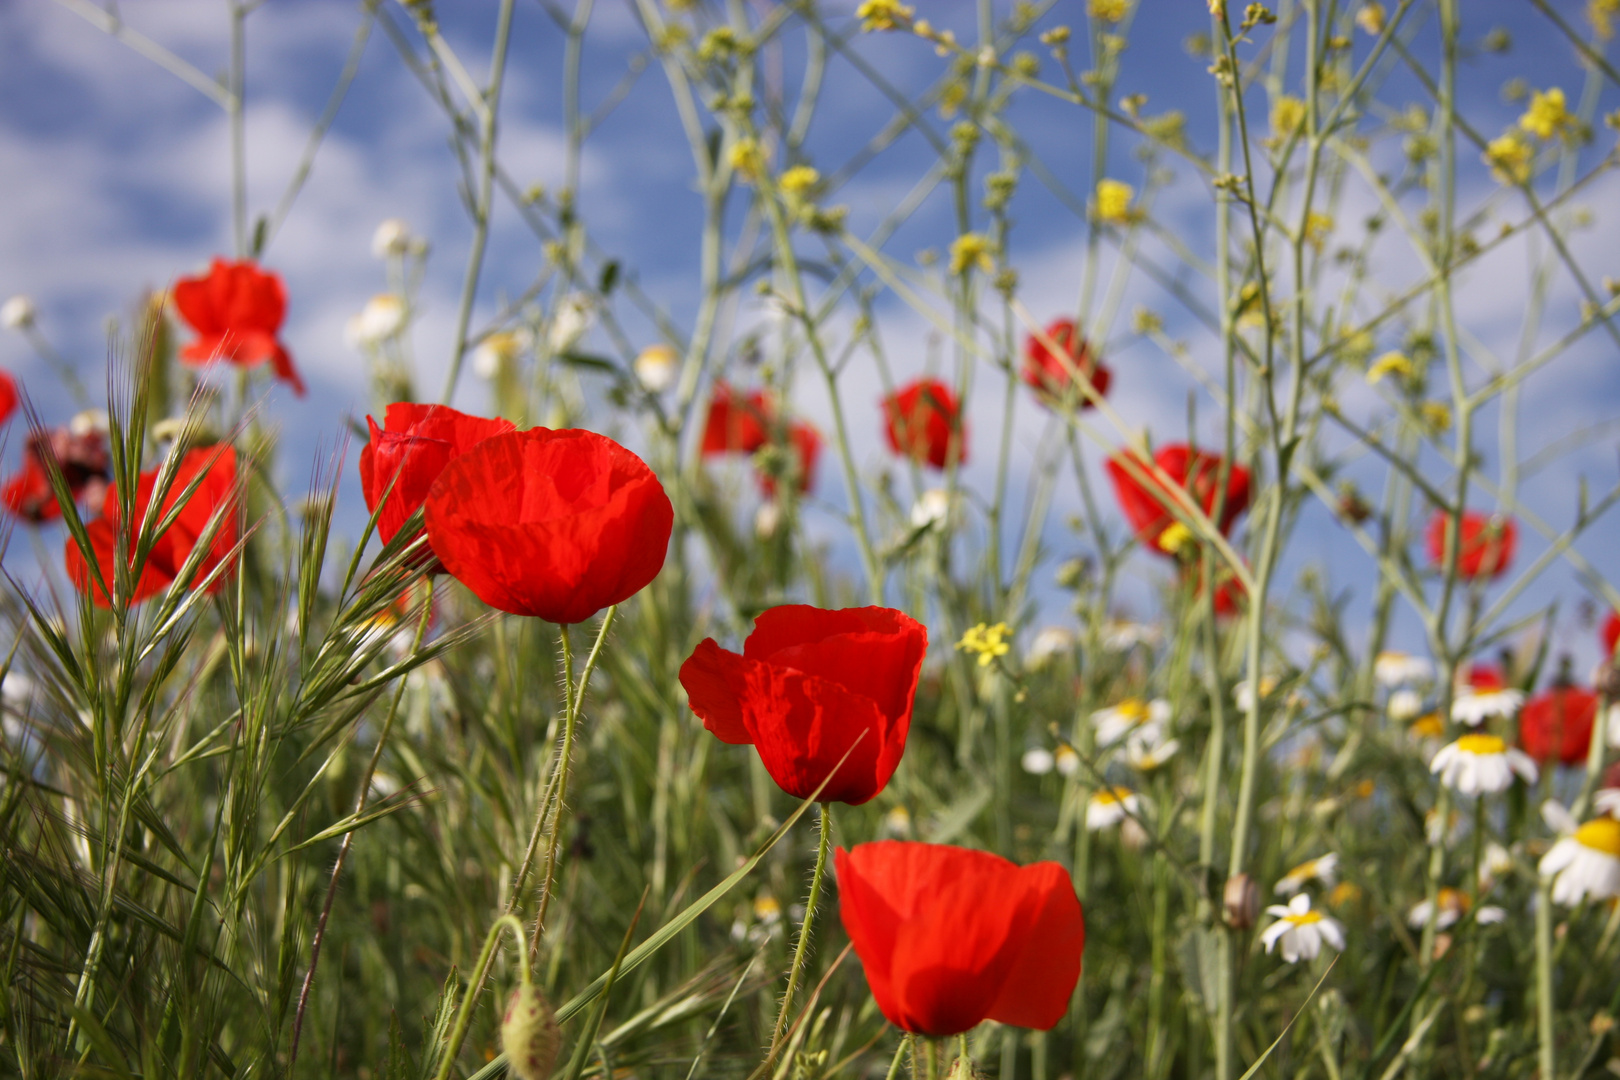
[500,980,559,1080]
[1223,873,1260,930]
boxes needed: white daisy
[547,292,595,352]
[1479,842,1514,888]
[371,218,413,259]
[633,344,679,392]
[1125,734,1180,772]
[1026,627,1076,670]
[1021,747,1055,775]
[1102,620,1161,652]
[1595,788,1620,818]
[1429,733,1538,795]
[1093,698,1170,748]
[1376,651,1434,687]
[909,488,952,529]
[1260,894,1345,963]
[1387,688,1424,722]
[1,294,37,330]
[1054,745,1081,778]
[1233,677,1278,713]
[344,294,408,349]
[1407,887,1469,929]
[472,328,532,380]
[1275,853,1339,896]
[1539,817,1620,906]
[1086,786,1141,831]
[881,806,912,837]
[1451,687,1525,727]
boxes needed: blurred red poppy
[1461,663,1507,692]
[1519,686,1597,767]
[835,841,1084,1036]
[3,424,111,523]
[701,381,773,456]
[1426,510,1514,580]
[0,371,16,426]
[422,427,673,624]
[1183,558,1246,617]
[883,378,965,469]
[65,445,240,608]
[757,420,823,498]
[1022,319,1111,407]
[360,403,515,550]
[173,258,306,396]
[1601,611,1618,657]
[1106,444,1251,555]
[679,605,927,805]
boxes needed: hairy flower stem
[432,914,531,1080]
[763,803,832,1073]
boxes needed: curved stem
[764,803,832,1071]
[432,913,532,1080]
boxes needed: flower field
[4,2,1620,1079]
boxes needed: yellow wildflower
[1484,131,1533,185]
[779,165,819,197]
[1594,0,1620,41]
[957,622,1012,667]
[856,0,913,31]
[948,232,995,275]
[728,138,764,181]
[1419,401,1452,432]
[1088,0,1129,22]
[1365,351,1413,384]
[1040,26,1072,45]
[1520,87,1574,141]
[1094,179,1135,224]
[1304,212,1334,249]
[1270,95,1306,141]
[1157,521,1194,555]
[1355,1,1386,34]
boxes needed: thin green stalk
[763,803,833,1073]
[1535,876,1556,1080]
[431,914,531,1080]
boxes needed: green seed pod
[500,980,559,1080]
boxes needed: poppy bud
[1223,873,1260,930]
[500,979,559,1080]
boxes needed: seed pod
[500,980,559,1080]
[1223,873,1260,930]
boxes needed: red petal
[678,639,752,744]
[986,862,1085,1029]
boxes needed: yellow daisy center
[1285,910,1323,926]
[1410,713,1444,738]
[1117,699,1149,723]
[1286,857,1322,880]
[1575,818,1620,857]
[1454,733,1506,756]
[1436,887,1468,913]
[1091,786,1135,807]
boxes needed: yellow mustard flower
[1270,95,1306,141]
[1094,179,1135,224]
[957,622,1012,667]
[728,138,764,181]
[779,165,819,196]
[1520,87,1574,141]
[1484,131,1533,185]
[1365,351,1413,384]
[948,232,995,275]
[1088,0,1129,22]
[856,0,914,31]
[1419,401,1453,432]
[1355,2,1386,34]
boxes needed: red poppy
[422,427,673,624]
[1426,510,1514,580]
[757,420,823,498]
[1183,559,1246,617]
[679,605,927,805]
[1519,686,1597,767]
[835,841,1084,1036]
[3,425,111,523]
[1022,319,1111,407]
[173,258,306,396]
[882,378,966,469]
[65,445,240,608]
[701,381,773,456]
[1105,445,1251,555]
[1460,663,1507,692]
[0,370,17,426]
[359,403,515,549]
[1602,611,1618,657]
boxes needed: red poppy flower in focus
[1519,686,1598,767]
[679,605,927,805]
[757,420,823,498]
[1426,510,1514,580]
[1601,611,1618,657]
[65,445,240,608]
[360,403,516,550]
[1022,319,1111,407]
[422,427,673,624]
[3,424,111,523]
[883,378,965,469]
[1105,445,1251,555]
[835,841,1084,1036]
[173,258,306,396]
[701,381,773,456]
[0,371,16,426]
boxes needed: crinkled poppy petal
[66,517,172,608]
[361,422,456,547]
[739,662,889,803]
[677,639,753,744]
[835,846,907,1028]
[745,606,927,725]
[985,862,1085,1030]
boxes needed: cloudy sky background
[3,0,1618,674]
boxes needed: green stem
[432,914,532,1080]
[764,803,833,1071]
[1535,875,1556,1080]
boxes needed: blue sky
[3,0,1618,675]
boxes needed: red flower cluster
[1519,686,1597,767]
[1106,444,1251,555]
[882,378,965,469]
[701,382,772,456]
[680,605,927,805]
[3,423,111,523]
[758,420,823,497]
[360,403,515,550]
[1426,510,1514,580]
[1023,319,1111,408]
[174,258,306,396]
[66,445,239,607]
[422,426,673,624]
[836,841,1084,1036]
